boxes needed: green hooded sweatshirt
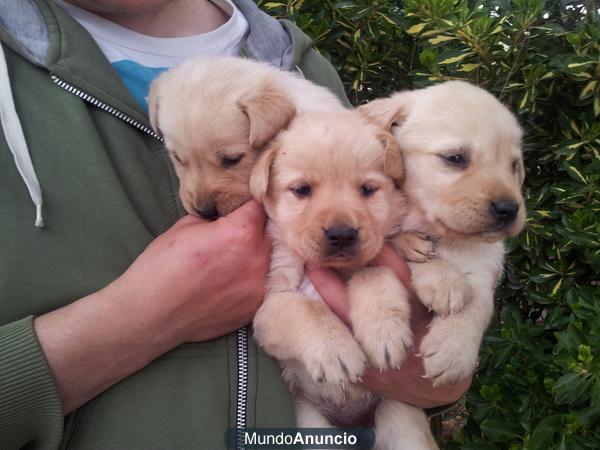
[0,1,349,448]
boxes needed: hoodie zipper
[50,74,163,142]
[50,73,250,447]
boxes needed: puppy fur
[148,56,344,220]
[251,110,438,449]
[356,81,525,448]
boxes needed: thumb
[306,267,351,326]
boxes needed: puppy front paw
[354,311,413,371]
[393,232,436,263]
[410,260,472,316]
[419,318,479,386]
[348,267,413,371]
[301,326,367,386]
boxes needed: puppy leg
[254,293,367,385]
[374,399,438,450]
[420,274,494,385]
[409,258,472,316]
[348,267,413,371]
[392,232,436,263]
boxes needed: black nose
[195,204,219,221]
[489,200,519,223]
[325,227,358,249]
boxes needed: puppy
[148,56,344,220]
[251,109,439,449]
[360,81,526,388]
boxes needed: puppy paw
[355,311,413,371]
[419,318,479,386]
[301,328,367,386]
[410,260,472,316]
[348,267,413,371]
[393,232,436,263]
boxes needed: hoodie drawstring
[0,43,44,227]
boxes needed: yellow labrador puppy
[148,56,344,220]
[251,109,439,449]
[360,81,526,388]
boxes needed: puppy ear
[250,144,278,203]
[147,75,164,135]
[358,92,413,131]
[238,86,297,149]
[379,132,404,188]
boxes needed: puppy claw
[384,347,391,366]
[301,323,367,385]
[339,358,350,377]
[420,318,480,385]
[393,232,437,263]
[411,259,473,316]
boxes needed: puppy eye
[440,153,469,168]
[291,184,311,198]
[222,154,244,168]
[360,184,379,198]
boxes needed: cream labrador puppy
[360,81,526,388]
[251,109,439,449]
[148,56,344,220]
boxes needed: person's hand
[35,200,271,413]
[107,199,271,345]
[306,246,471,409]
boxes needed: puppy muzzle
[488,199,519,229]
[324,227,358,255]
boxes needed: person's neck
[68,0,230,38]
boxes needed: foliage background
[259,0,600,448]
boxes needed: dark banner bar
[225,427,375,449]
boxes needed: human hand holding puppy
[307,245,472,409]
[35,200,270,413]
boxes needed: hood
[0,0,312,72]
[0,0,315,228]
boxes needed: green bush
[259,1,600,448]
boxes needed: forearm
[34,281,180,414]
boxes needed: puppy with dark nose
[251,110,440,449]
[355,81,525,449]
[148,56,344,220]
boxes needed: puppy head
[251,110,406,269]
[148,59,296,220]
[360,81,526,242]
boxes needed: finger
[223,199,267,228]
[170,213,207,230]
[361,366,472,408]
[306,267,351,326]
[373,245,411,286]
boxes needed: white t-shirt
[56,0,249,111]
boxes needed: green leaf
[428,35,456,44]
[480,418,521,442]
[529,415,561,450]
[580,81,597,99]
[458,63,480,72]
[552,372,591,404]
[438,52,472,65]
[406,23,426,35]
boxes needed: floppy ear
[238,86,297,149]
[379,132,404,189]
[358,91,413,131]
[147,75,164,135]
[250,144,278,204]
